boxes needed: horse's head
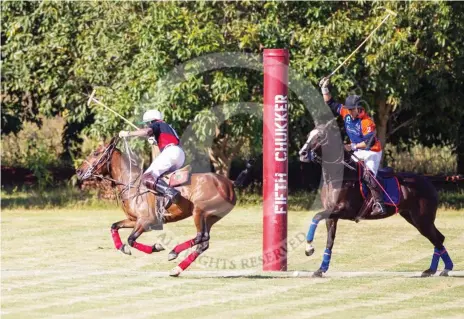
[76,137,119,181]
[299,119,338,163]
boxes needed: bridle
[301,130,356,171]
[81,138,120,181]
[80,137,148,200]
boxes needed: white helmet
[142,109,163,122]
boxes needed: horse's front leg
[111,219,136,255]
[305,210,334,256]
[127,222,165,255]
[313,218,338,277]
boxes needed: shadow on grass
[1,185,116,210]
[1,186,462,211]
[237,189,463,211]
[236,189,319,211]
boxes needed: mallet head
[385,9,398,17]
[87,89,96,107]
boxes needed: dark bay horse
[76,137,247,276]
[298,121,454,277]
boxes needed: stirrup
[371,202,386,216]
[164,191,180,209]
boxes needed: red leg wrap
[173,239,195,254]
[178,251,200,271]
[111,229,123,250]
[133,242,153,254]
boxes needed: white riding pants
[351,150,383,175]
[144,145,185,180]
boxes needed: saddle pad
[358,165,401,206]
[160,165,191,187]
[169,170,190,187]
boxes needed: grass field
[1,205,463,318]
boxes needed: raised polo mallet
[85,90,161,156]
[325,8,398,79]
[86,90,138,130]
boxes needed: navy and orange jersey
[326,98,382,152]
[148,121,180,151]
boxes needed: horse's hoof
[120,244,131,255]
[312,269,324,278]
[421,269,436,277]
[168,250,178,261]
[169,266,183,277]
[440,269,451,277]
[152,243,165,252]
[305,243,315,257]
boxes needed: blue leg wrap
[306,218,320,242]
[440,248,454,270]
[320,248,332,272]
[430,247,441,271]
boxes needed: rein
[311,150,357,171]
[81,138,119,180]
[304,134,356,171]
[82,137,150,200]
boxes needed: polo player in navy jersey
[320,77,386,216]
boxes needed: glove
[344,143,357,152]
[119,130,130,138]
[344,144,353,152]
[319,77,330,94]
[148,136,158,145]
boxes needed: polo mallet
[86,90,139,130]
[85,90,161,157]
[325,8,398,79]
[86,90,145,187]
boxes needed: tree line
[2,1,464,175]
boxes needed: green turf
[1,206,463,318]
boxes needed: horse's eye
[93,151,100,156]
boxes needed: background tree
[2,1,463,176]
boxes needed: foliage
[0,185,114,210]
[1,117,65,188]
[2,185,461,211]
[2,1,464,176]
[384,143,456,175]
[439,190,464,210]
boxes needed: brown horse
[76,137,247,276]
[298,121,454,277]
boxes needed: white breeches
[144,145,185,180]
[352,150,383,175]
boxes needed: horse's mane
[112,148,143,178]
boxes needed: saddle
[161,165,192,187]
[357,164,401,206]
[151,165,192,229]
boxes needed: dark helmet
[344,95,362,109]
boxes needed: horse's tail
[233,159,255,189]
[398,172,439,202]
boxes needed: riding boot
[364,172,386,216]
[370,186,387,216]
[143,175,181,209]
[154,178,181,209]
